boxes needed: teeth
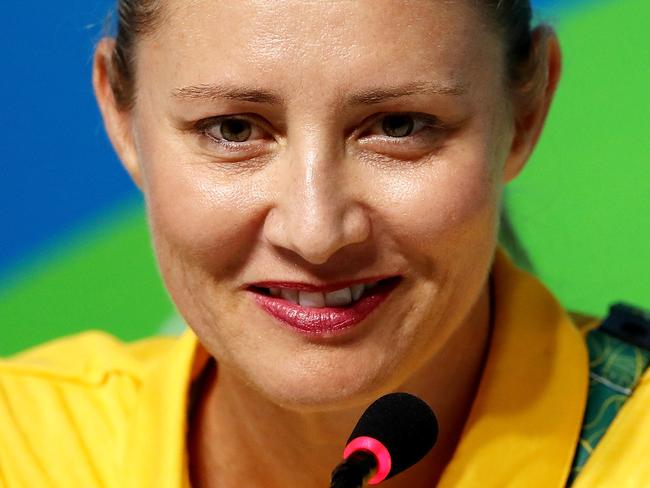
[280,289,299,304]
[271,281,382,308]
[298,291,326,308]
[350,284,364,301]
[325,287,352,307]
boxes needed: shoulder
[568,310,601,336]
[1,330,179,383]
[568,304,650,485]
[0,331,181,486]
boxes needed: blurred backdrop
[1,0,649,355]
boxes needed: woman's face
[126,0,520,409]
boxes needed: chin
[267,383,391,414]
[249,351,403,413]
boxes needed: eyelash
[194,112,445,151]
[363,113,445,139]
[196,115,268,150]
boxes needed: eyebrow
[171,84,283,104]
[348,81,467,104]
[171,80,466,105]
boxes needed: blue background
[0,0,582,276]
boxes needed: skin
[94,0,561,486]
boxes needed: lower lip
[251,279,400,335]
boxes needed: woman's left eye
[364,113,441,139]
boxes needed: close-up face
[104,0,528,410]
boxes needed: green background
[1,0,648,356]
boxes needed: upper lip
[247,275,398,293]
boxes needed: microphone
[330,392,438,487]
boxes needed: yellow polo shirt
[1,251,649,487]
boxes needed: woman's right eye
[381,114,416,138]
[200,116,268,145]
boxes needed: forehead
[140,0,501,101]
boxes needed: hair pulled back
[108,0,536,110]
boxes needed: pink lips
[250,278,400,335]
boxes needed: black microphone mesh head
[347,392,438,480]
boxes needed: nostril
[261,197,371,266]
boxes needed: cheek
[374,152,501,260]
[136,132,266,282]
[155,177,252,274]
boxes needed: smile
[247,277,402,335]
[267,281,378,307]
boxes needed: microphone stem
[330,451,378,488]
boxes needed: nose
[262,144,371,265]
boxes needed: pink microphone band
[343,436,392,485]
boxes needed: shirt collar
[438,249,589,487]
[123,328,199,488]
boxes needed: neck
[188,280,492,488]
